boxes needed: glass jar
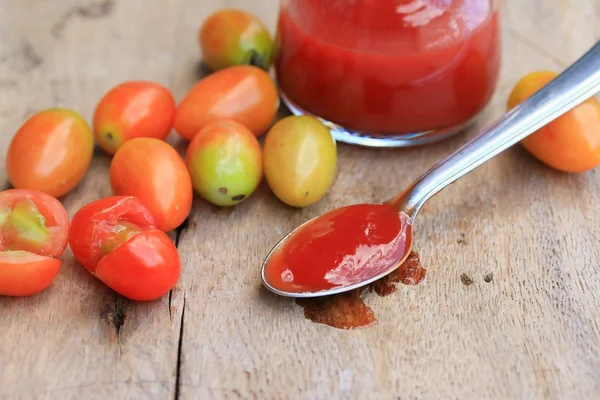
[274,0,501,147]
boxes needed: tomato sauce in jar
[274,0,501,145]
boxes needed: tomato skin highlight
[0,252,61,297]
[110,138,193,232]
[68,196,181,300]
[173,65,279,140]
[7,108,94,198]
[93,81,176,154]
[507,71,600,173]
[95,229,181,301]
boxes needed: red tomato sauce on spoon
[264,203,413,294]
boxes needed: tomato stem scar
[249,51,264,69]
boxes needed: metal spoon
[261,40,600,298]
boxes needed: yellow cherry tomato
[263,116,337,207]
[507,70,600,173]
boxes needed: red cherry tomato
[109,138,193,232]
[0,189,69,296]
[0,252,62,297]
[69,196,181,301]
[93,81,176,154]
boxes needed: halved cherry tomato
[69,196,181,301]
[7,108,94,198]
[0,189,69,296]
[110,138,193,232]
[0,252,62,297]
[173,65,279,140]
[93,81,177,154]
[507,70,600,172]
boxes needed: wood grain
[1,0,600,399]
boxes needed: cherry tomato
[199,9,274,71]
[69,196,181,301]
[173,65,278,140]
[186,119,262,206]
[93,81,176,154]
[7,108,94,198]
[507,70,600,173]
[263,116,337,207]
[110,138,193,232]
[0,189,69,296]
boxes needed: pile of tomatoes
[0,8,337,300]
[2,8,599,301]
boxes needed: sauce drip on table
[263,203,412,295]
[296,251,426,329]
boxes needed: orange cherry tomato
[199,9,274,71]
[507,70,600,173]
[0,189,69,296]
[109,138,192,232]
[93,81,177,154]
[173,65,279,140]
[69,196,180,301]
[7,108,94,198]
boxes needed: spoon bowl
[261,40,600,298]
[261,206,414,298]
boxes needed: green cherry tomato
[199,9,274,71]
[263,116,337,207]
[185,120,263,206]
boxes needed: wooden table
[2,1,600,398]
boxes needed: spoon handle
[390,40,600,218]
